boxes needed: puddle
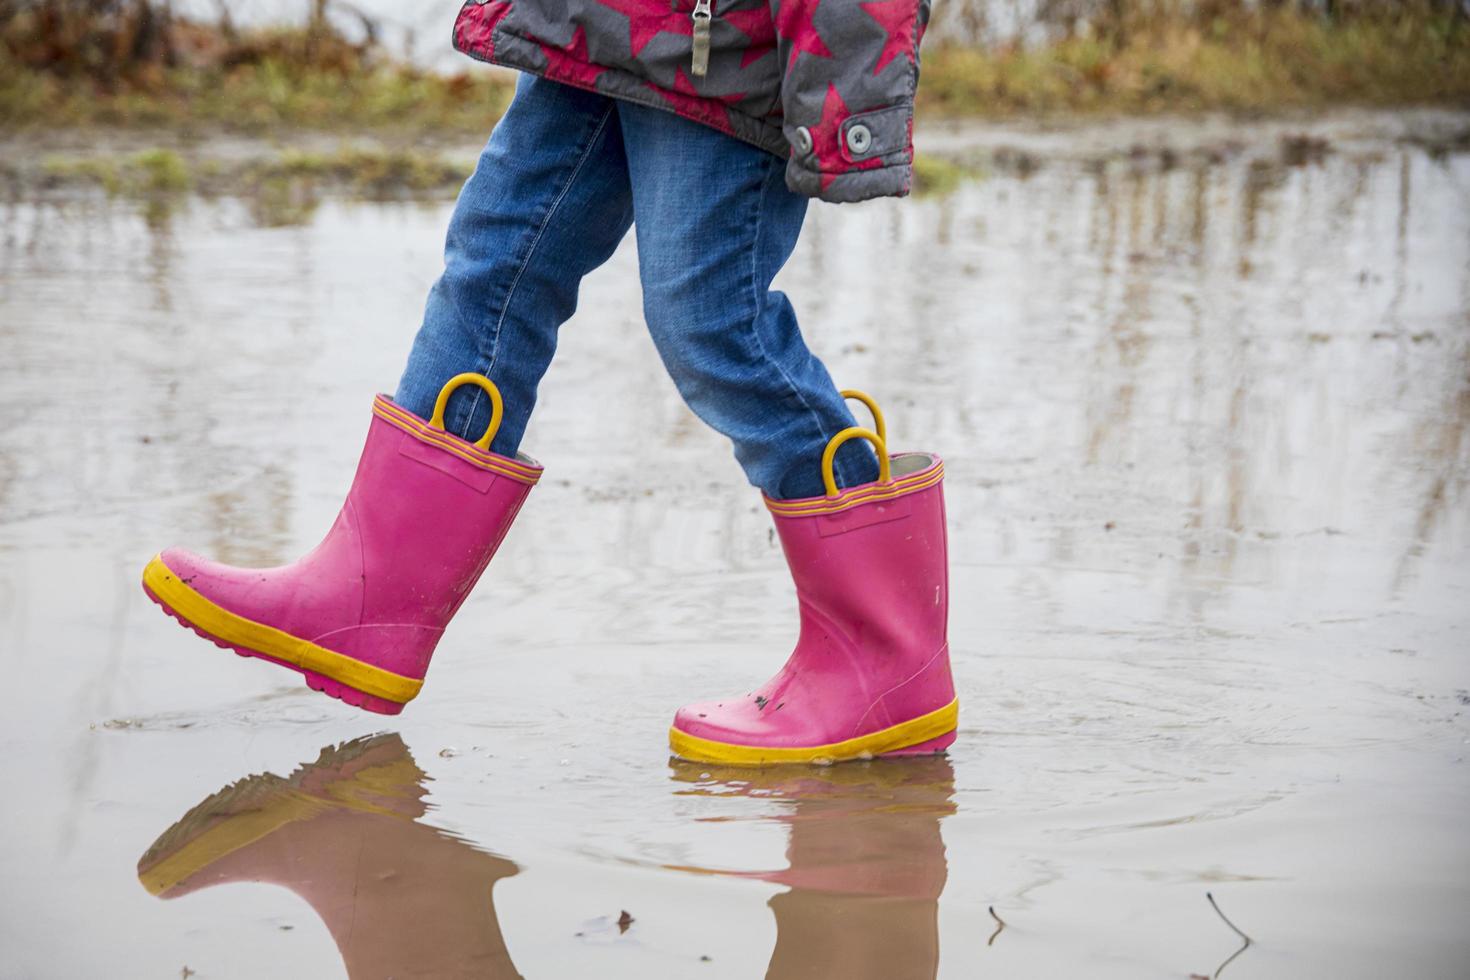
[1,113,1468,978]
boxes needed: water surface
[1,114,1468,978]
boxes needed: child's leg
[613,105,880,500]
[143,77,638,716]
[395,74,634,456]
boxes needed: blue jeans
[395,75,878,500]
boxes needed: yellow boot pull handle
[429,373,504,450]
[840,389,886,446]
[821,427,891,499]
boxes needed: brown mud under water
[1,112,1468,978]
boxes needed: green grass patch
[41,147,190,194]
[259,147,472,192]
[34,144,473,211]
[910,154,970,196]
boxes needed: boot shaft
[355,396,541,627]
[769,451,948,664]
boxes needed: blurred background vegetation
[0,0,513,131]
[1,0,1467,133]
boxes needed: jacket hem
[463,24,792,163]
[784,156,914,204]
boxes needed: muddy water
[2,114,1468,979]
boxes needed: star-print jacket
[453,0,932,204]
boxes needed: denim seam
[746,154,850,493]
[458,102,616,439]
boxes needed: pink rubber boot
[142,374,541,715]
[670,392,958,764]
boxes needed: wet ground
[2,111,1468,978]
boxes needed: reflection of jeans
[395,74,877,500]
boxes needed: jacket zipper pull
[691,0,712,77]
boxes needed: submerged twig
[987,905,1006,946]
[1205,892,1252,945]
[1205,892,1252,979]
[1212,940,1250,980]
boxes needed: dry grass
[0,48,512,134]
[920,4,1470,117]
[0,3,512,134]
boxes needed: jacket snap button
[793,126,813,155]
[846,123,872,155]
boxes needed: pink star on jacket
[773,1,832,74]
[858,0,917,76]
[538,25,607,87]
[807,83,849,191]
[595,0,692,58]
[720,6,777,69]
[454,0,509,56]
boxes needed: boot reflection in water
[137,734,522,980]
[669,756,955,980]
